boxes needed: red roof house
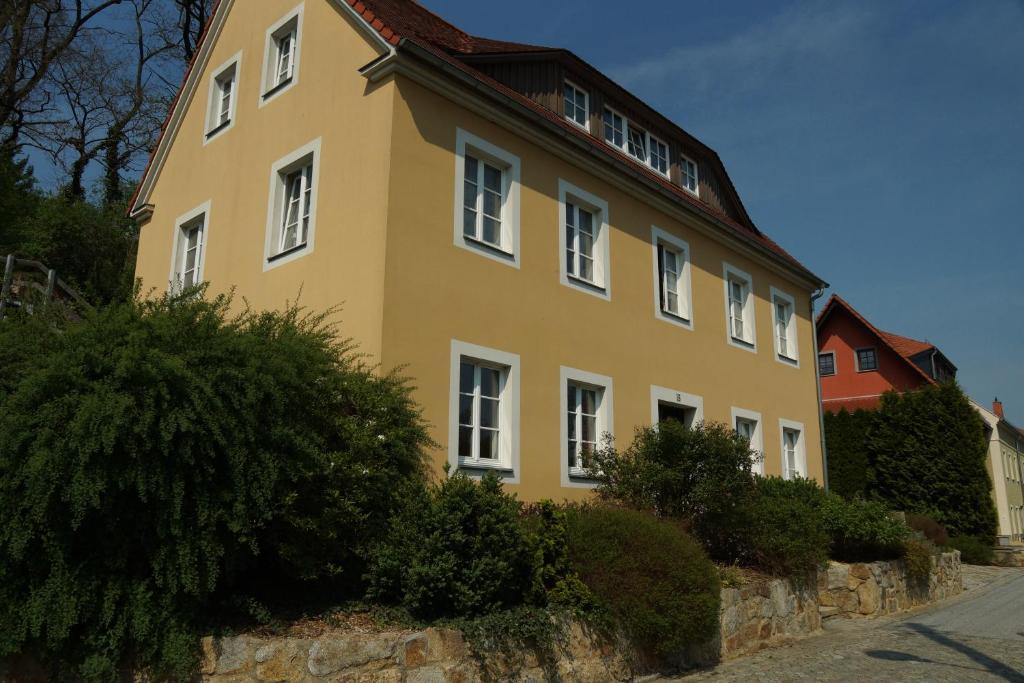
[816,295,957,413]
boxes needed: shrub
[520,501,596,612]
[903,539,935,586]
[821,495,908,562]
[907,513,949,547]
[948,536,994,565]
[823,408,875,499]
[746,477,829,575]
[593,420,757,562]
[366,471,535,620]
[867,384,997,539]
[0,292,431,681]
[564,506,720,659]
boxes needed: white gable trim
[130,0,393,218]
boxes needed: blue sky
[428,0,1024,424]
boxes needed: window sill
[658,307,692,327]
[462,235,514,260]
[205,119,232,139]
[267,241,308,263]
[458,458,514,474]
[566,274,608,298]
[777,353,799,366]
[262,76,293,100]
[730,335,755,348]
[568,468,600,481]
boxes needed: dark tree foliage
[867,384,996,540]
[746,476,829,575]
[366,471,536,620]
[593,420,757,562]
[823,408,875,499]
[0,291,431,681]
[0,145,38,251]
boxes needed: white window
[771,287,799,365]
[454,129,520,266]
[681,155,699,195]
[559,179,610,299]
[723,262,756,350]
[168,200,211,292]
[448,340,520,480]
[649,135,669,177]
[260,5,303,105]
[780,419,807,480]
[561,366,613,487]
[732,407,764,475]
[563,81,589,130]
[651,385,703,429]
[651,226,692,328]
[263,138,320,269]
[204,52,241,142]
[602,106,672,179]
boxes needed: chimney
[993,398,1004,419]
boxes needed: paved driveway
[670,566,1024,682]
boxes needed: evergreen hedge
[0,291,431,681]
[822,408,874,499]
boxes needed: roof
[816,294,938,386]
[130,0,826,287]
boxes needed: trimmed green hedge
[823,408,874,499]
[821,495,908,562]
[747,477,830,575]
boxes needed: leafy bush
[821,495,908,562]
[903,539,935,586]
[593,420,757,561]
[366,471,535,620]
[0,292,431,681]
[746,477,829,575]
[823,408,875,499]
[907,513,949,547]
[948,536,994,565]
[868,384,997,539]
[564,506,720,658]
[520,501,596,612]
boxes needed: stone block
[403,634,428,668]
[720,605,741,636]
[769,580,790,617]
[826,563,849,590]
[833,588,859,613]
[818,590,836,607]
[406,667,447,683]
[849,563,872,581]
[255,640,306,682]
[215,636,254,676]
[721,587,740,608]
[307,636,395,677]
[199,636,219,675]
[857,578,881,615]
[424,627,467,662]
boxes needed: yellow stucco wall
[379,77,824,500]
[134,0,826,503]
[134,0,395,358]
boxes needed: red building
[816,295,956,413]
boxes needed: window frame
[680,153,700,196]
[263,138,321,270]
[563,80,590,131]
[818,351,837,377]
[601,105,671,179]
[168,200,211,293]
[770,286,799,367]
[558,179,611,300]
[448,340,520,482]
[722,262,757,352]
[453,128,521,267]
[259,4,303,107]
[204,51,241,144]
[779,419,807,480]
[650,226,693,329]
[855,347,879,372]
[651,385,703,429]
[731,407,764,475]
[560,366,613,488]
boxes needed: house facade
[973,399,1024,546]
[816,294,955,413]
[130,0,828,500]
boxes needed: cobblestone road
[669,566,1024,683]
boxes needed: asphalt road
[673,566,1024,682]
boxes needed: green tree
[0,291,431,680]
[867,383,996,540]
[0,146,39,252]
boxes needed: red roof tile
[878,330,934,359]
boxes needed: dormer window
[602,106,671,179]
[681,155,699,195]
[563,81,589,131]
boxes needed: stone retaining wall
[818,550,961,618]
[993,547,1024,568]
[715,576,821,660]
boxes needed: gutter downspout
[810,287,829,492]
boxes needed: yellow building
[130,0,829,500]
[974,399,1024,546]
